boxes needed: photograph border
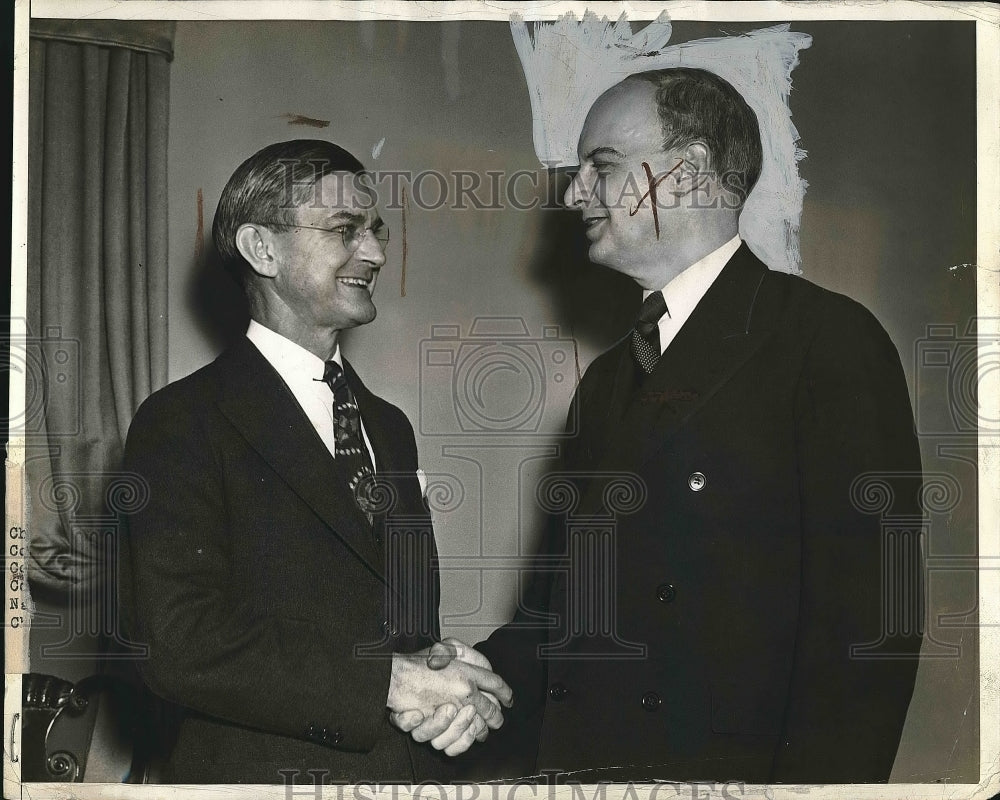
[6,2,999,798]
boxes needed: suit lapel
[581,245,774,514]
[215,338,386,581]
[603,336,640,428]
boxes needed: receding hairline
[588,77,660,117]
[211,140,372,289]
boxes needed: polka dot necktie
[322,361,376,525]
[630,290,669,375]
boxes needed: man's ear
[235,223,280,279]
[673,142,713,197]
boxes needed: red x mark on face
[628,158,685,240]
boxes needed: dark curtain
[25,21,172,612]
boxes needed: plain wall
[164,19,978,781]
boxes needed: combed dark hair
[631,68,763,206]
[212,139,368,288]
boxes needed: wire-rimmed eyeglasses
[257,217,390,251]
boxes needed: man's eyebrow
[584,146,626,160]
[324,210,366,224]
[322,211,384,230]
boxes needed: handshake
[387,638,512,757]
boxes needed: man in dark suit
[401,68,924,783]
[121,140,511,783]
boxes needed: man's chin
[588,244,632,278]
[336,303,377,330]
[587,241,613,268]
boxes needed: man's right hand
[387,644,512,729]
[388,639,510,756]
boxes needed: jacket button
[549,683,568,701]
[641,691,662,711]
[331,728,343,745]
[656,583,676,603]
[688,472,706,492]
[306,722,317,738]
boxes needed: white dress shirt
[246,320,377,469]
[645,235,742,354]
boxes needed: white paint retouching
[511,12,812,274]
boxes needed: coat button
[331,728,343,745]
[641,691,662,711]
[688,472,706,492]
[305,722,317,738]
[656,583,676,603]
[549,683,568,701]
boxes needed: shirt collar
[643,235,743,310]
[246,319,342,387]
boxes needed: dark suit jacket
[476,244,923,783]
[121,337,449,783]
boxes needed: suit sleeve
[771,298,923,782]
[121,391,392,753]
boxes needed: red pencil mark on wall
[400,186,408,297]
[195,188,204,261]
[279,113,331,129]
[628,158,684,239]
[572,334,581,385]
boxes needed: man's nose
[355,230,386,267]
[563,168,591,209]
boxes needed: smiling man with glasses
[119,139,511,784]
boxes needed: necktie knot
[635,291,668,338]
[322,360,346,392]
[322,360,359,437]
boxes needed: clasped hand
[387,638,511,756]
